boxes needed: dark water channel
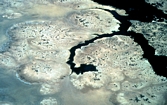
[67,0,167,77]
[0,1,167,104]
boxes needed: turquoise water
[0,67,42,105]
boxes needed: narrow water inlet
[0,0,167,105]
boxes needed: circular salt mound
[3,6,120,84]
[3,20,75,84]
[72,35,167,105]
[17,60,71,83]
[1,0,121,84]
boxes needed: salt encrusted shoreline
[0,0,167,105]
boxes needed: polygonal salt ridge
[144,83,167,95]
[129,20,167,34]
[40,97,58,105]
[145,0,167,14]
[4,39,70,65]
[70,71,110,89]
[123,59,167,83]
[73,35,162,91]
[121,80,150,91]
[128,20,167,56]
[74,35,143,70]
[67,9,120,34]
[7,20,53,39]
[150,41,167,56]
[142,84,167,104]
[153,75,167,84]
[6,39,31,62]
[17,60,71,83]
[7,20,96,50]
[123,60,155,79]
[116,87,167,105]
[122,69,165,89]
[116,75,167,104]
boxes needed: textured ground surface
[0,0,167,105]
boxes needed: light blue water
[0,67,42,105]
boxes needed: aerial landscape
[0,0,167,105]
